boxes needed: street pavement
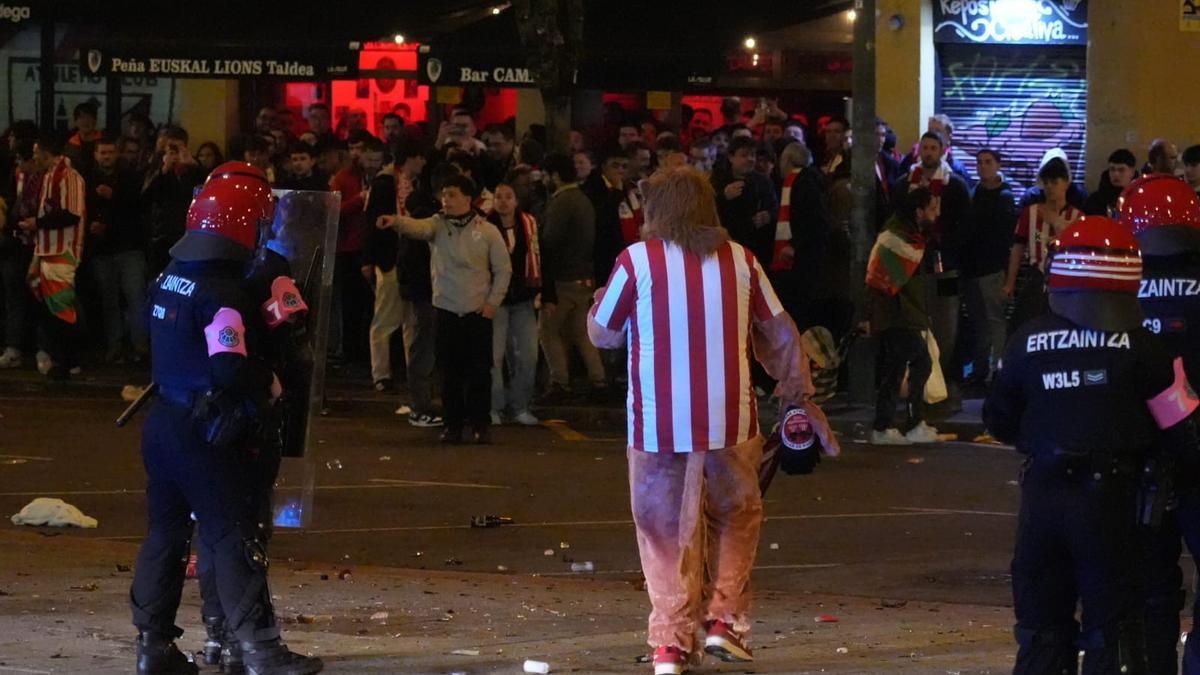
[0,365,1029,673]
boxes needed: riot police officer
[1117,175,1200,674]
[197,169,316,672]
[984,216,1200,675]
[131,162,323,675]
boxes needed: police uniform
[197,245,310,668]
[130,162,322,675]
[1118,175,1200,674]
[131,258,279,647]
[984,216,1200,675]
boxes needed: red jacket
[330,166,368,253]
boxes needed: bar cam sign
[933,0,1088,44]
[418,47,538,88]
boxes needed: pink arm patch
[204,307,248,357]
[261,276,309,329]
[1147,357,1200,430]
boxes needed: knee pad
[1078,620,1148,675]
[1145,587,1187,617]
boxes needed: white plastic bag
[922,330,948,404]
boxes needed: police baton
[116,382,159,428]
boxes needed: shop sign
[81,47,357,80]
[933,0,1088,44]
[0,4,31,23]
[1182,0,1200,32]
[417,47,538,88]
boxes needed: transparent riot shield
[261,189,339,529]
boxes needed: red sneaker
[704,619,754,662]
[651,645,689,674]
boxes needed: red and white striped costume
[769,169,800,271]
[1014,203,1083,270]
[589,238,785,453]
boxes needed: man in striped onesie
[588,167,840,674]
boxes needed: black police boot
[136,633,199,675]
[221,634,245,674]
[240,639,323,675]
[202,616,224,666]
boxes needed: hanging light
[743,36,757,50]
[847,9,857,21]
[393,33,406,44]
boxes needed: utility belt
[158,385,260,451]
[1022,449,1174,529]
[1022,451,1141,483]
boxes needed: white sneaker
[35,350,52,375]
[0,348,20,369]
[905,421,939,444]
[490,410,503,426]
[870,428,913,446]
[512,410,540,426]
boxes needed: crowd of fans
[1,95,1196,440]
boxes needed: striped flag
[865,223,925,296]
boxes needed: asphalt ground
[0,365,1030,673]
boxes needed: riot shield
[259,189,339,529]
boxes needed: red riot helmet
[1116,174,1200,255]
[170,162,275,262]
[1046,216,1145,331]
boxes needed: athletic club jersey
[590,238,785,453]
[1013,203,1083,270]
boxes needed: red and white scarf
[907,161,950,197]
[618,186,643,245]
[770,169,801,271]
[496,211,541,288]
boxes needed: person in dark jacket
[363,142,427,391]
[486,183,541,426]
[713,135,778,266]
[863,186,941,446]
[142,125,205,278]
[86,137,148,362]
[367,145,441,427]
[961,149,1017,384]
[771,141,832,333]
[1082,148,1137,217]
[275,143,328,192]
[582,145,639,286]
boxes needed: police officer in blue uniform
[984,216,1200,675]
[196,175,318,672]
[1117,175,1200,674]
[130,162,323,675]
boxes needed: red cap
[184,161,274,251]
[1117,174,1200,236]
[1047,216,1142,294]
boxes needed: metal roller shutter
[937,44,1087,198]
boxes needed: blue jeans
[491,300,538,414]
[91,249,148,353]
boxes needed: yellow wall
[173,79,239,154]
[875,0,935,152]
[1087,0,1200,182]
